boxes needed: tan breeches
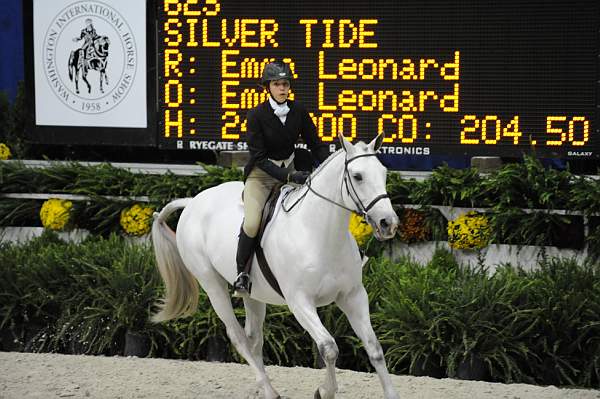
[242,166,292,237]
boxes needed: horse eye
[353,173,363,182]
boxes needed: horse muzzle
[370,214,399,241]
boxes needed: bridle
[282,151,390,220]
[341,153,390,218]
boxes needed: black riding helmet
[260,61,293,87]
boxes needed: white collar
[268,96,288,111]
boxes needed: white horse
[151,133,400,399]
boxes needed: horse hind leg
[336,287,399,399]
[287,296,339,399]
[73,66,80,94]
[198,267,280,399]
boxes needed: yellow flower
[39,199,73,231]
[0,143,11,160]
[349,212,373,246]
[120,204,154,236]
[447,211,491,250]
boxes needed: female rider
[233,61,330,295]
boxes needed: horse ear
[369,132,385,152]
[338,132,353,153]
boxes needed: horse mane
[282,141,375,208]
[309,148,343,178]
[309,140,373,178]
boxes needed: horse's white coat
[152,134,400,399]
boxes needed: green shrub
[0,82,28,158]
[482,156,574,210]
[1,155,599,249]
[1,234,600,388]
[409,164,486,207]
[0,162,243,233]
[375,256,457,376]
[0,232,74,350]
[523,257,600,386]
[50,237,161,355]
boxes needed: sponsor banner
[33,0,147,127]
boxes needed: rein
[282,151,389,218]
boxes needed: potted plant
[375,258,455,378]
[50,236,160,356]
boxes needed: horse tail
[68,51,75,81]
[151,198,199,323]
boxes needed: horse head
[94,36,110,57]
[338,132,399,241]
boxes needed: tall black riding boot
[233,229,256,295]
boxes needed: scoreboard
[22,0,600,158]
[23,0,600,159]
[158,0,600,158]
[156,0,599,158]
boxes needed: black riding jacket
[244,100,329,181]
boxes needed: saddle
[245,149,315,298]
[250,184,287,299]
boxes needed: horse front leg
[243,297,267,375]
[99,71,104,93]
[336,286,400,399]
[288,296,338,399]
[82,69,92,93]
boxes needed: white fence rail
[6,160,207,176]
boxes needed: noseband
[342,153,390,218]
[283,152,389,219]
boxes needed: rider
[73,18,99,53]
[233,60,330,295]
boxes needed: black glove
[287,171,310,184]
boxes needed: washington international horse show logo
[43,1,138,115]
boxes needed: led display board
[157,0,599,158]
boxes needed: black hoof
[314,389,322,399]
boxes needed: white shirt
[269,96,290,124]
[267,97,294,168]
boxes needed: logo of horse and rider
[68,18,110,95]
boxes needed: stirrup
[233,272,251,296]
